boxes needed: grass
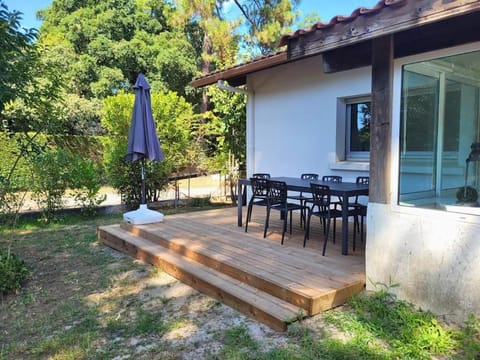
[1,209,479,359]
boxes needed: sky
[4,0,380,31]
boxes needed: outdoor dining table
[237,176,369,255]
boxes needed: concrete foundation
[366,203,480,322]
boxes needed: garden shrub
[30,148,72,222]
[0,250,29,294]
[70,155,106,217]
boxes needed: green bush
[70,155,106,217]
[0,250,29,294]
[0,132,34,191]
[30,148,72,222]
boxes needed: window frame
[391,42,480,219]
[337,95,371,163]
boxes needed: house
[192,0,480,322]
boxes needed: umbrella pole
[141,158,146,205]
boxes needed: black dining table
[237,176,369,255]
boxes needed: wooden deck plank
[121,222,316,310]
[126,206,365,293]
[127,219,361,296]
[133,211,364,285]
[126,221,355,292]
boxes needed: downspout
[216,80,255,179]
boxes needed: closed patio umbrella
[123,74,164,224]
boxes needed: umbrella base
[123,204,164,225]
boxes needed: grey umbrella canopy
[126,74,164,204]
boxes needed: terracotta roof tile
[279,0,407,46]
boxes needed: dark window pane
[349,102,370,152]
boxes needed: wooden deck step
[118,221,364,316]
[119,221,318,313]
[98,224,303,332]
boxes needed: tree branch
[233,0,256,29]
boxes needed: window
[399,50,480,209]
[345,97,371,161]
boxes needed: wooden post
[370,35,393,204]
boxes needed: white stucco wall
[246,55,371,181]
[367,203,480,321]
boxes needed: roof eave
[191,52,288,88]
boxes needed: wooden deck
[98,206,365,331]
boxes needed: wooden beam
[288,0,480,60]
[322,41,372,73]
[324,11,480,73]
[370,35,393,204]
[394,11,480,58]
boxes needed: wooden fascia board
[191,52,288,88]
[288,0,480,60]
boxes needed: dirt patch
[0,222,298,359]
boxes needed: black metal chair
[264,180,308,244]
[321,175,342,183]
[349,176,369,250]
[245,177,270,232]
[304,183,343,256]
[287,173,319,227]
[321,175,343,215]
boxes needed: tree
[233,0,300,55]
[0,3,38,112]
[172,0,239,113]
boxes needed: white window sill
[329,161,370,171]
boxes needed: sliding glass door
[399,50,480,209]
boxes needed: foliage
[205,87,246,203]
[455,315,480,359]
[0,250,29,294]
[69,156,106,217]
[0,179,26,230]
[101,91,200,208]
[208,86,246,165]
[324,290,457,359]
[1,37,67,136]
[30,148,73,222]
[38,0,198,102]
[233,0,300,55]
[0,3,39,112]
[0,131,31,192]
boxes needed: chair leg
[352,220,356,252]
[355,215,360,234]
[281,210,288,244]
[245,201,253,232]
[303,208,311,247]
[332,217,336,243]
[300,201,307,228]
[360,215,365,243]
[263,206,271,238]
[322,218,330,256]
[289,210,293,235]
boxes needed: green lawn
[1,211,479,359]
